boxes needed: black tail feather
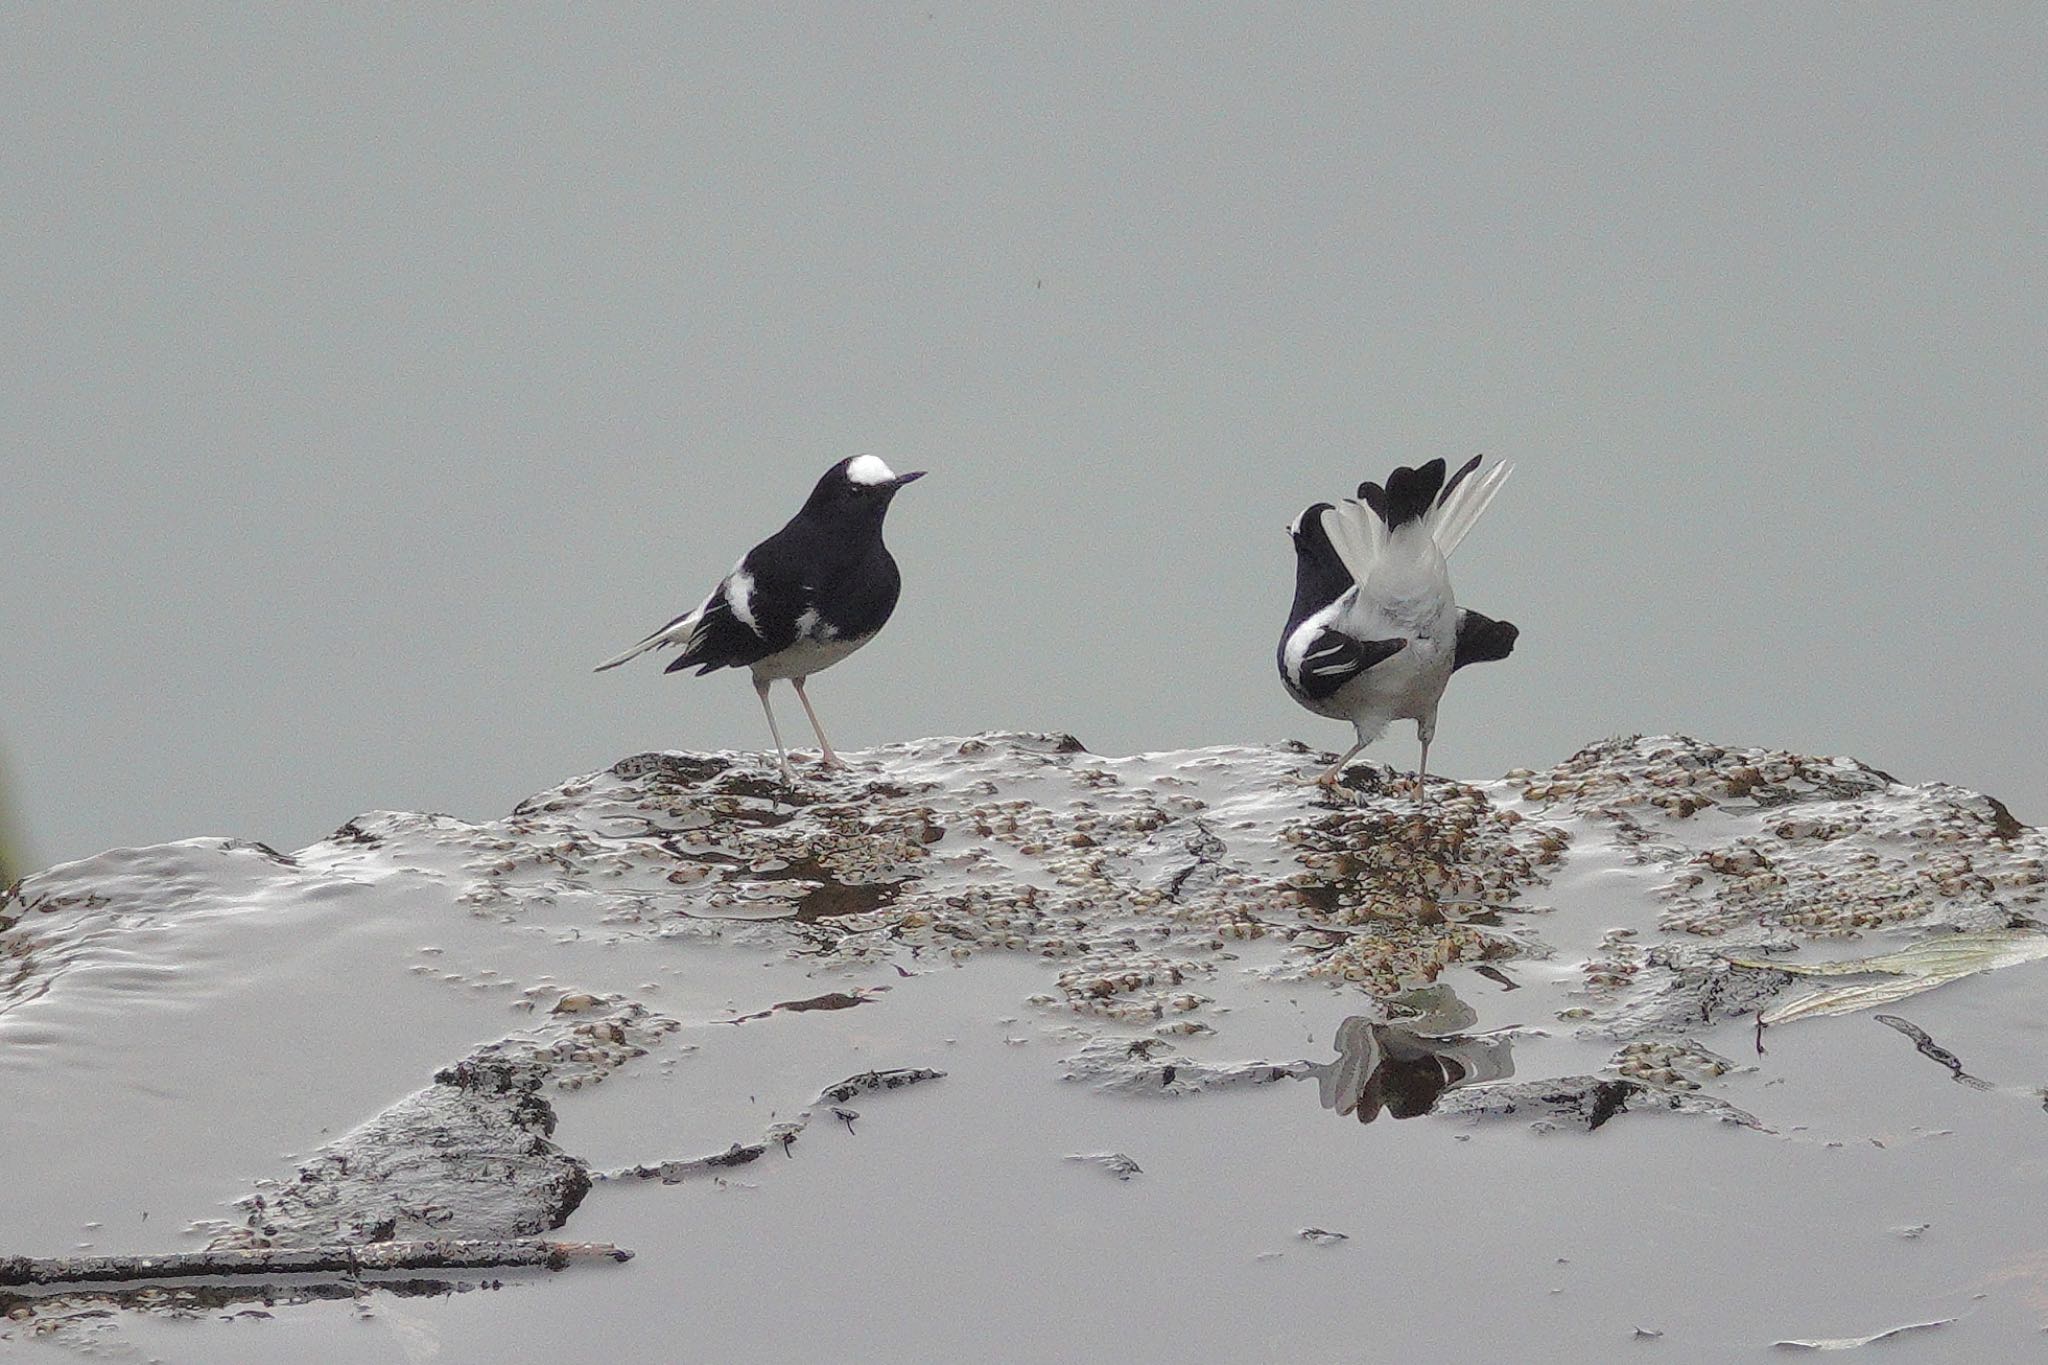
[1357,481,1387,522]
[1377,459,1447,530]
[1439,454,1483,508]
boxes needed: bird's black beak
[892,470,927,487]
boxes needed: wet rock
[1526,737,2045,1037]
[4,730,2035,1248]
[814,1067,944,1105]
[1432,1076,1763,1132]
[1059,1037,1307,1096]
[15,730,2040,1360]
[201,996,675,1249]
[1610,1038,1743,1091]
[207,1056,589,1250]
[402,734,1571,1019]
[1578,941,1795,1041]
[1065,1152,1142,1180]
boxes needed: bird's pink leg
[1317,741,1365,789]
[754,678,795,783]
[791,677,842,769]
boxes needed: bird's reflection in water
[1310,984,1515,1123]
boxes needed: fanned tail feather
[1380,458,1447,529]
[1429,458,1512,558]
[1321,455,1513,584]
[1320,500,1384,587]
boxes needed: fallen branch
[0,1238,631,1289]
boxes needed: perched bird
[1277,455,1517,794]
[595,455,925,781]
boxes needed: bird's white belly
[1373,635,1454,718]
[750,633,872,681]
[1323,591,1458,739]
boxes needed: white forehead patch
[845,455,897,486]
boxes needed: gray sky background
[5,6,2043,870]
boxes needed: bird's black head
[1287,502,1351,620]
[1289,502,1337,557]
[799,455,927,524]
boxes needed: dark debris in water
[725,988,887,1024]
[1873,1014,1995,1091]
[604,1067,946,1183]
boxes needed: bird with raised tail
[1278,455,1518,796]
[595,455,925,782]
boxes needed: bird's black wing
[1288,630,1408,701]
[664,592,761,675]
[664,549,808,675]
[1452,610,1519,672]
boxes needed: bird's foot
[814,749,846,772]
[1307,771,1373,807]
[1400,772,1452,804]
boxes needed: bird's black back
[666,471,906,675]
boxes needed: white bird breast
[751,634,872,681]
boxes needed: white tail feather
[1320,501,1386,586]
[593,606,703,672]
[1430,460,1512,558]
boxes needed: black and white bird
[1278,456,1518,795]
[595,455,925,781]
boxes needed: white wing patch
[1302,641,1355,676]
[846,454,897,486]
[726,565,760,634]
[1281,597,1349,685]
